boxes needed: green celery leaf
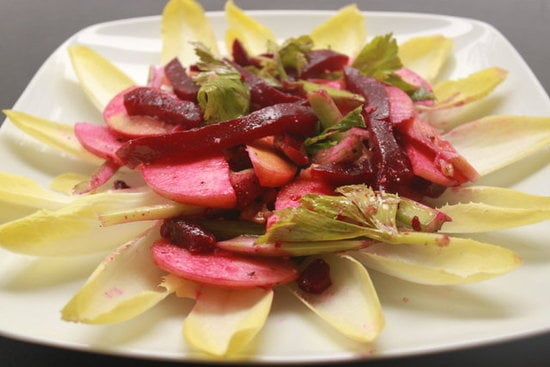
[352,33,403,81]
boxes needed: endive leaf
[398,35,453,82]
[224,0,276,55]
[0,172,70,210]
[0,190,168,256]
[183,286,273,356]
[288,254,384,342]
[3,109,101,164]
[352,236,522,285]
[443,115,550,176]
[99,201,204,226]
[61,224,174,324]
[426,186,550,233]
[50,173,90,194]
[161,0,219,65]
[309,4,366,58]
[68,45,135,111]
[427,67,507,110]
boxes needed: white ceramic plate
[0,9,549,364]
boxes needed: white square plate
[0,10,549,364]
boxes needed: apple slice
[152,239,298,289]
[246,143,297,188]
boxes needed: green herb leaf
[352,33,403,81]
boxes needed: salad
[1,0,549,360]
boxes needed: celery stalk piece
[443,115,550,176]
[398,35,453,82]
[61,224,174,324]
[68,45,135,111]
[352,235,522,285]
[309,4,367,58]
[183,286,273,356]
[3,110,101,164]
[161,0,219,65]
[426,186,550,233]
[288,254,384,342]
[424,67,507,110]
[0,190,172,256]
[224,0,276,55]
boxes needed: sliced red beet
[164,58,199,101]
[300,49,350,79]
[104,87,182,138]
[123,86,202,128]
[151,239,299,289]
[116,102,318,167]
[232,63,303,109]
[141,154,238,208]
[229,168,263,208]
[231,39,262,68]
[274,134,310,166]
[343,66,414,193]
[74,122,125,163]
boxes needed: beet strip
[116,102,318,167]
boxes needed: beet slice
[74,122,125,163]
[123,86,202,127]
[151,239,299,289]
[116,102,318,167]
[343,66,414,193]
[163,58,199,101]
[301,49,350,79]
[385,85,415,124]
[141,154,238,208]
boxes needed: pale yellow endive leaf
[61,224,174,324]
[288,254,384,343]
[3,109,101,164]
[399,35,453,82]
[0,190,166,256]
[224,0,276,55]
[309,4,366,57]
[427,67,507,110]
[68,45,135,111]
[162,0,219,65]
[0,172,70,210]
[425,186,550,233]
[443,115,550,176]
[50,173,90,194]
[184,286,273,356]
[352,236,522,285]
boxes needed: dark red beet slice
[74,122,126,163]
[141,154,238,208]
[229,168,263,208]
[343,66,414,193]
[274,134,310,166]
[300,49,350,79]
[164,58,199,101]
[160,218,217,254]
[123,86,202,128]
[151,239,299,289]
[232,63,303,109]
[116,102,318,167]
[297,258,332,294]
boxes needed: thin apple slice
[246,143,297,188]
[151,239,298,289]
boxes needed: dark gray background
[1,0,549,366]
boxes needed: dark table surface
[1,0,549,366]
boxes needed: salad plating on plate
[1,0,549,359]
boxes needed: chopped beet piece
[160,218,217,254]
[116,102,318,167]
[300,49,350,79]
[274,134,310,166]
[231,62,303,109]
[229,168,263,208]
[343,67,414,193]
[231,39,263,68]
[224,145,253,171]
[297,258,332,294]
[113,180,130,190]
[123,87,202,128]
[164,58,199,101]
